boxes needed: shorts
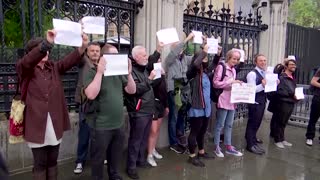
[153,99,165,120]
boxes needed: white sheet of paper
[207,38,219,54]
[265,74,278,93]
[53,19,82,47]
[231,83,256,104]
[192,31,203,44]
[295,87,305,100]
[153,63,162,80]
[267,66,274,73]
[103,54,128,76]
[233,49,245,62]
[82,16,105,35]
[156,28,179,45]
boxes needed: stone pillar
[134,0,185,55]
[134,0,186,148]
[259,0,288,66]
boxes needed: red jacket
[16,45,82,143]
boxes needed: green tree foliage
[288,0,320,27]
[3,1,53,48]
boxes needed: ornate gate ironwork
[183,1,268,120]
[0,0,143,114]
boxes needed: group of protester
[0,28,320,180]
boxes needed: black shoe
[170,144,184,154]
[246,145,264,155]
[255,144,266,153]
[256,138,263,144]
[198,152,215,159]
[188,156,205,167]
[127,169,139,179]
[109,174,123,180]
[136,161,151,169]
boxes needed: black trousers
[90,127,125,180]
[31,145,60,172]
[0,152,8,180]
[306,95,320,139]
[188,116,209,154]
[245,103,266,147]
[272,101,294,143]
[127,115,152,170]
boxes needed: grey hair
[131,46,145,59]
[226,49,241,62]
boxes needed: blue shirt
[188,73,211,118]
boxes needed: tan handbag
[8,78,28,144]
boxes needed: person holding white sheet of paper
[165,32,195,154]
[84,44,136,180]
[271,58,298,149]
[212,49,243,158]
[125,45,160,179]
[145,42,169,167]
[245,54,276,155]
[16,29,89,180]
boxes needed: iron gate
[183,1,268,120]
[0,0,143,114]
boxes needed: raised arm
[84,57,105,100]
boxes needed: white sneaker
[306,139,313,146]
[152,149,163,159]
[275,142,285,149]
[104,160,108,165]
[214,146,224,158]
[282,141,292,147]
[147,155,157,167]
[73,163,83,174]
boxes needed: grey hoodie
[165,42,192,92]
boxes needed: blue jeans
[168,91,185,146]
[76,106,90,164]
[214,108,235,146]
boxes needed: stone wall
[0,111,169,174]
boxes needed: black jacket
[186,50,208,109]
[124,59,155,117]
[276,72,297,104]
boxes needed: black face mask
[202,61,209,69]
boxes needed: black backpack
[209,62,226,103]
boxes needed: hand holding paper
[192,31,203,44]
[53,19,82,47]
[103,54,128,76]
[265,74,278,92]
[82,16,105,35]
[156,28,179,45]
[295,87,305,100]
[153,63,162,79]
[207,38,219,54]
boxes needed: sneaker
[147,155,157,167]
[188,156,205,167]
[170,144,184,154]
[225,146,243,157]
[104,160,108,165]
[214,146,224,158]
[274,142,285,149]
[152,149,163,159]
[73,163,83,174]
[306,139,313,146]
[282,141,292,147]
